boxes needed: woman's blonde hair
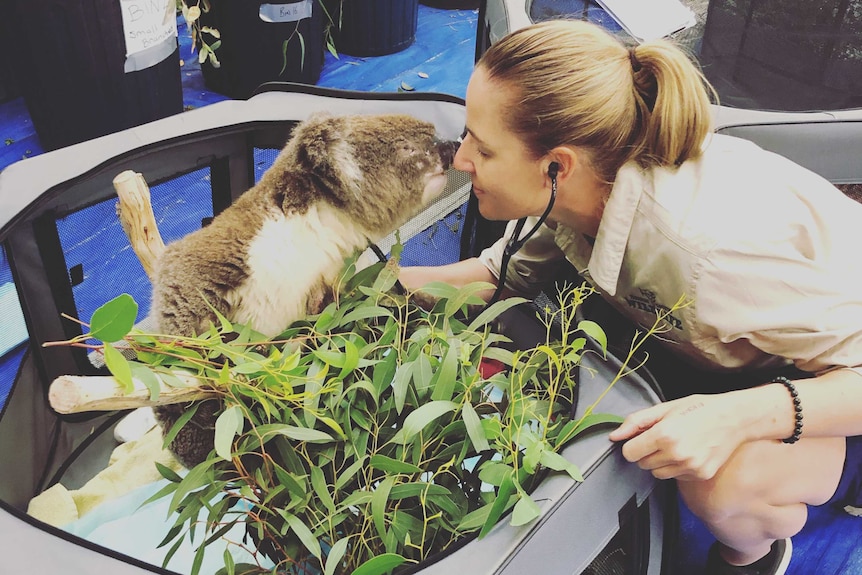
[478,19,717,182]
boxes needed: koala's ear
[291,114,360,199]
[291,114,342,172]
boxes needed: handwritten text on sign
[120,0,177,56]
[259,1,314,23]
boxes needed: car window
[529,0,862,112]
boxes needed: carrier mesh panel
[0,245,26,409]
[377,168,472,267]
[255,147,278,183]
[55,167,214,363]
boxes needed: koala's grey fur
[149,113,457,468]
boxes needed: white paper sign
[119,0,178,57]
[595,0,696,42]
[259,1,314,23]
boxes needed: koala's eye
[458,128,467,143]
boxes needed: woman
[399,19,862,575]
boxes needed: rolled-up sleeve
[695,240,862,374]
[477,218,568,297]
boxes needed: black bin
[3,0,184,151]
[329,0,419,57]
[198,0,325,99]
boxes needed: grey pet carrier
[0,85,675,574]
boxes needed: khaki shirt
[479,134,862,374]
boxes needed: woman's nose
[452,142,473,173]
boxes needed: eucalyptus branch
[565,294,693,444]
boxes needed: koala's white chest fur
[227,202,370,337]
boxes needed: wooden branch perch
[113,169,165,280]
[48,170,196,415]
[49,373,218,414]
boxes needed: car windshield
[530,0,862,113]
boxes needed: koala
[149,113,459,467]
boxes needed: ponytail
[629,42,717,167]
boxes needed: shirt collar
[587,163,645,296]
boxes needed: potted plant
[0,0,184,151]
[60,246,679,575]
[324,0,419,57]
[181,0,328,99]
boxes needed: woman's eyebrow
[463,127,486,146]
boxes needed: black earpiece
[548,162,560,179]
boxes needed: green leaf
[555,412,625,448]
[169,458,217,514]
[214,405,243,461]
[577,319,607,355]
[215,564,259,575]
[223,549,235,575]
[412,352,433,397]
[370,261,400,294]
[103,343,133,393]
[372,351,397,399]
[141,476,180,508]
[89,293,137,343]
[324,536,350,575]
[388,482,450,500]
[311,466,336,513]
[162,402,200,451]
[539,450,584,482]
[390,401,458,444]
[511,493,541,527]
[369,455,422,475]
[129,363,162,401]
[280,510,322,558]
[350,553,406,575]
[339,337,360,380]
[466,296,529,331]
[456,502,493,531]
[478,462,513,487]
[341,305,394,324]
[154,461,183,483]
[372,476,395,540]
[479,471,515,539]
[335,456,368,490]
[443,281,498,317]
[255,423,334,443]
[461,401,490,453]
[429,340,459,401]
[391,360,414,415]
[413,281,462,300]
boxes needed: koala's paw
[154,399,222,469]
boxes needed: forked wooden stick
[48,171,209,414]
[113,169,165,280]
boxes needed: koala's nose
[435,139,460,170]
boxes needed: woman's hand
[608,392,751,481]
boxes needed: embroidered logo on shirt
[624,288,683,330]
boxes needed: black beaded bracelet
[773,376,803,444]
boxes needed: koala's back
[150,112,451,339]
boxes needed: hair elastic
[629,48,642,72]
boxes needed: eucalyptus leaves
[73,254,635,575]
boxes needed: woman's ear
[547,146,579,181]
